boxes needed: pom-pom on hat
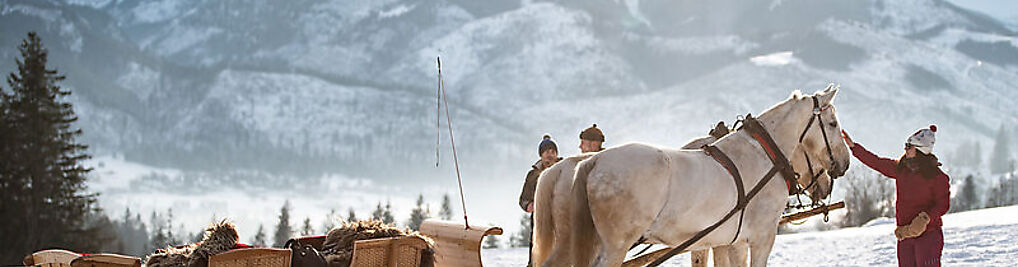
[906,125,937,154]
[538,134,558,156]
[580,124,605,142]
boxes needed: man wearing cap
[579,124,605,153]
[519,134,561,213]
[518,134,561,267]
[842,125,950,267]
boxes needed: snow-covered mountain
[2,0,1018,184]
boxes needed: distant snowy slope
[482,205,1018,266]
[2,0,1017,182]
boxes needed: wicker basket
[207,236,430,267]
[208,248,292,267]
[350,236,430,267]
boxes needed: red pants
[897,227,943,267]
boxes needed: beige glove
[894,212,930,241]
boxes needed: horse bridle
[793,96,840,205]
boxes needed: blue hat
[538,134,557,156]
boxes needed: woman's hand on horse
[841,130,855,148]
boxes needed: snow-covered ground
[481,205,1018,266]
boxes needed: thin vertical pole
[437,57,470,228]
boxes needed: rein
[646,96,840,266]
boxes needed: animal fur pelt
[321,220,434,267]
[145,220,239,267]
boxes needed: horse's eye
[828,122,838,128]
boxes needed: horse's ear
[790,90,804,100]
[817,84,839,104]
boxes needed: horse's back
[582,143,674,246]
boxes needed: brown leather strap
[704,145,747,244]
[741,115,798,195]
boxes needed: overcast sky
[947,0,1018,28]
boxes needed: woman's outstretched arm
[842,130,898,179]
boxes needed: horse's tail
[571,155,599,267]
[531,164,558,266]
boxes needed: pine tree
[136,214,150,254]
[483,231,500,249]
[407,194,431,231]
[0,32,102,263]
[371,202,385,222]
[300,217,313,236]
[150,225,168,252]
[321,209,338,233]
[273,201,293,247]
[383,201,395,224]
[252,224,268,247]
[346,208,357,222]
[961,175,978,210]
[991,125,1013,174]
[439,193,454,220]
[165,209,179,246]
[509,214,532,248]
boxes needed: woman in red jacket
[841,126,950,267]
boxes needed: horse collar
[741,115,797,195]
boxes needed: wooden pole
[780,201,845,225]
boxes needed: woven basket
[350,236,430,267]
[208,248,291,267]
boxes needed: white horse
[531,90,839,266]
[569,87,849,267]
[681,136,835,267]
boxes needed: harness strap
[704,145,746,244]
[742,115,798,195]
[647,167,781,267]
[648,115,799,266]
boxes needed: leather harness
[646,96,838,266]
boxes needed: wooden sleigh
[418,219,503,267]
[23,249,142,267]
[206,235,432,267]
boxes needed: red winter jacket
[851,144,951,232]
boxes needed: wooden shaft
[779,201,845,225]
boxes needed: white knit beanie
[906,125,937,154]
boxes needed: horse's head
[790,142,834,200]
[792,85,851,199]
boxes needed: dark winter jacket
[519,158,560,211]
[852,144,951,233]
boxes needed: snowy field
[481,205,1018,266]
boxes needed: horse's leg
[571,158,599,267]
[591,242,630,267]
[730,242,749,267]
[691,249,709,267]
[748,230,777,267]
[712,246,732,267]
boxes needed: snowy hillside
[3,0,1018,243]
[2,0,1017,179]
[482,205,1018,266]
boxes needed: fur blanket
[321,220,434,267]
[145,220,239,267]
